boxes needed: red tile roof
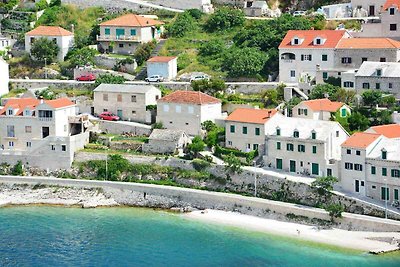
[302,99,345,112]
[341,132,381,148]
[369,124,400,138]
[26,26,73,36]
[147,56,176,63]
[279,30,347,49]
[337,38,400,49]
[158,91,221,105]
[0,98,75,116]
[383,0,400,10]
[226,108,278,124]
[100,14,164,27]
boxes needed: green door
[276,158,282,170]
[395,189,399,201]
[289,160,296,173]
[311,163,319,175]
[381,187,389,200]
[117,109,123,119]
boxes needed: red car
[99,112,120,121]
[76,74,96,81]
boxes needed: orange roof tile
[26,26,73,36]
[158,91,221,105]
[369,124,400,138]
[147,56,176,63]
[337,38,400,49]
[226,108,278,124]
[279,30,347,49]
[100,14,164,27]
[0,98,75,116]
[302,99,345,112]
[341,132,381,148]
[383,0,400,10]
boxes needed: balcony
[97,35,141,42]
[38,117,53,122]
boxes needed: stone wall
[97,120,152,136]
[62,0,151,12]
[0,175,399,232]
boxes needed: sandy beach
[184,209,400,252]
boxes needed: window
[26,142,31,148]
[242,126,248,134]
[312,163,319,175]
[347,149,351,155]
[301,54,312,61]
[311,132,316,139]
[38,110,53,118]
[390,24,397,31]
[276,158,283,170]
[175,105,181,113]
[389,83,393,89]
[276,128,281,136]
[188,106,194,114]
[327,168,332,177]
[376,69,382,76]
[163,104,169,112]
[104,28,110,35]
[315,38,321,45]
[362,83,370,89]
[228,141,232,146]
[51,145,55,151]
[355,150,360,156]
[381,187,389,200]
[343,81,354,88]
[380,58,386,62]
[293,38,299,45]
[395,189,399,201]
[341,108,347,117]
[277,142,281,150]
[391,169,400,178]
[361,57,367,63]
[376,83,380,90]
[130,29,137,36]
[61,145,66,152]
[322,72,328,79]
[382,150,387,159]
[116,28,125,37]
[230,125,235,133]
[293,130,299,138]
[119,44,124,48]
[131,95,137,102]
[290,70,296,78]
[322,54,327,61]
[390,7,395,15]
[25,126,32,133]
[298,144,305,152]
[117,94,122,102]
[382,167,387,176]
[253,144,259,151]
[312,145,317,154]
[103,94,108,101]
[8,141,14,147]
[8,109,13,115]
[371,166,376,175]
[132,111,136,115]
[255,127,260,136]
[345,162,353,170]
[354,164,363,171]
[336,131,339,137]
[286,143,294,151]
[7,125,15,137]
[342,57,352,64]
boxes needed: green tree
[311,176,338,194]
[261,89,279,107]
[221,47,267,77]
[224,153,243,174]
[348,112,370,131]
[201,120,218,132]
[94,74,125,87]
[333,88,355,104]
[11,161,24,176]
[67,47,97,67]
[204,7,245,32]
[166,12,197,37]
[309,84,340,100]
[362,90,382,107]
[30,37,60,63]
[186,8,204,20]
[134,41,156,65]
[325,203,344,221]
[35,88,55,100]
[35,0,48,11]
[187,136,205,156]
[191,79,226,96]
[199,39,225,57]
[379,95,396,108]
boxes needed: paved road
[123,0,184,12]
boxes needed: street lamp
[105,148,108,181]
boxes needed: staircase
[135,39,167,81]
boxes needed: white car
[293,11,306,16]
[190,74,210,82]
[145,75,164,82]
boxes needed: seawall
[1,175,399,232]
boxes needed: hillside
[277,0,349,10]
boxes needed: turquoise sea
[0,207,399,266]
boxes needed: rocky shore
[0,184,118,208]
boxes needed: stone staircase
[135,39,166,80]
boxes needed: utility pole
[254,160,257,197]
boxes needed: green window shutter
[395,189,399,201]
[382,168,387,176]
[255,127,260,136]
[322,54,328,61]
[116,28,125,37]
[230,125,235,133]
[243,126,247,134]
[311,132,316,139]
[323,72,328,79]
[371,166,376,175]
[304,109,308,116]
[341,108,346,117]
[105,28,110,35]
[277,142,281,150]
[130,29,136,36]
[312,163,319,175]
[312,146,317,154]
[276,158,283,170]
[277,128,280,136]
[381,187,389,200]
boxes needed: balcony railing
[38,117,53,122]
[97,35,141,42]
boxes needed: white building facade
[147,56,177,81]
[0,58,9,96]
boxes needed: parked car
[293,11,306,16]
[190,74,210,82]
[145,75,164,82]
[76,74,96,81]
[99,112,120,121]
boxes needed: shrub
[224,153,243,174]
[11,161,24,176]
[166,12,197,37]
[187,136,205,156]
[311,176,338,196]
[134,41,156,65]
[204,7,245,32]
[192,159,210,171]
[94,74,125,87]
[30,37,60,63]
[199,39,225,57]
[325,204,344,220]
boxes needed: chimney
[39,96,44,104]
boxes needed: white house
[25,26,74,61]
[263,117,349,178]
[0,35,15,52]
[0,57,9,96]
[97,14,164,55]
[225,108,284,152]
[156,90,222,136]
[278,30,351,83]
[341,124,400,204]
[0,97,90,170]
[93,84,161,124]
[292,99,351,121]
[147,56,177,81]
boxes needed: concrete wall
[98,120,151,136]
[1,174,400,231]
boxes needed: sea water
[0,206,399,266]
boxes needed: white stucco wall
[25,35,74,61]
[0,59,9,96]
[147,58,177,81]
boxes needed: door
[369,5,375,16]
[117,109,123,119]
[42,127,49,138]
[311,163,319,176]
[289,160,296,173]
[276,158,282,170]
[355,180,360,193]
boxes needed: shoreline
[184,209,400,253]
